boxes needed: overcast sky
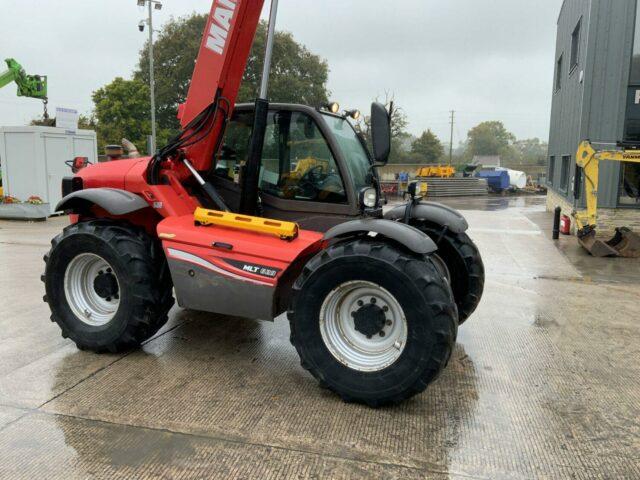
[0,0,561,145]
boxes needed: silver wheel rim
[63,253,120,326]
[319,280,408,372]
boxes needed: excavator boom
[573,141,640,257]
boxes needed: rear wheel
[416,224,484,324]
[43,220,174,353]
[288,240,457,407]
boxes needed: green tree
[236,21,330,106]
[30,114,96,130]
[513,138,548,166]
[465,121,516,160]
[92,77,172,154]
[411,129,444,163]
[135,16,330,133]
[135,14,207,132]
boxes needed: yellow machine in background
[415,165,456,178]
[413,165,454,197]
[573,141,640,257]
[287,157,329,180]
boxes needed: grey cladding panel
[549,0,638,207]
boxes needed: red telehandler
[43,0,483,406]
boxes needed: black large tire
[416,224,484,324]
[43,220,174,353]
[288,239,457,407]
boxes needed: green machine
[0,58,48,118]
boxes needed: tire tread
[43,220,174,353]
[288,239,457,407]
[416,224,484,324]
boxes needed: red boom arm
[178,0,265,172]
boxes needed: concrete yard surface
[0,196,639,479]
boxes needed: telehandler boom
[0,58,48,118]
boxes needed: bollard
[552,206,561,240]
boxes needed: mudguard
[56,188,149,215]
[384,201,469,234]
[323,218,437,255]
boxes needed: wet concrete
[0,199,639,479]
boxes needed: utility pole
[148,0,157,154]
[449,110,455,165]
[137,0,163,154]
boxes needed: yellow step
[194,208,298,240]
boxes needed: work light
[345,109,361,120]
[323,102,339,114]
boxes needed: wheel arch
[56,188,149,216]
[384,201,469,234]
[322,219,437,255]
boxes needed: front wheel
[416,224,484,324]
[43,221,174,353]
[288,240,457,407]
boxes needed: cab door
[212,106,360,232]
[258,109,361,231]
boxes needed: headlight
[360,187,377,209]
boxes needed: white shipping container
[0,126,98,214]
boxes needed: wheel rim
[64,253,120,326]
[319,280,408,372]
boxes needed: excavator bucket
[578,228,640,258]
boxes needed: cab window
[259,111,347,203]
[214,111,253,182]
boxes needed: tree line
[40,13,547,168]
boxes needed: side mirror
[370,102,391,165]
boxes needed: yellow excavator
[573,141,640,257]
[416,165,456,178]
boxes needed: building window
[626,6,640,141]
[560,155,571,191]
[555,54,563,91]
[570,19,581,72]
[619,163,640,206]
[631,5,640,85]
[548,156,556,185]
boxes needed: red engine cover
[158,215,323,320]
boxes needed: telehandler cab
[211,101,484,323]
[43,0,483,406]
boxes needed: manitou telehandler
[43,0,484,406]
